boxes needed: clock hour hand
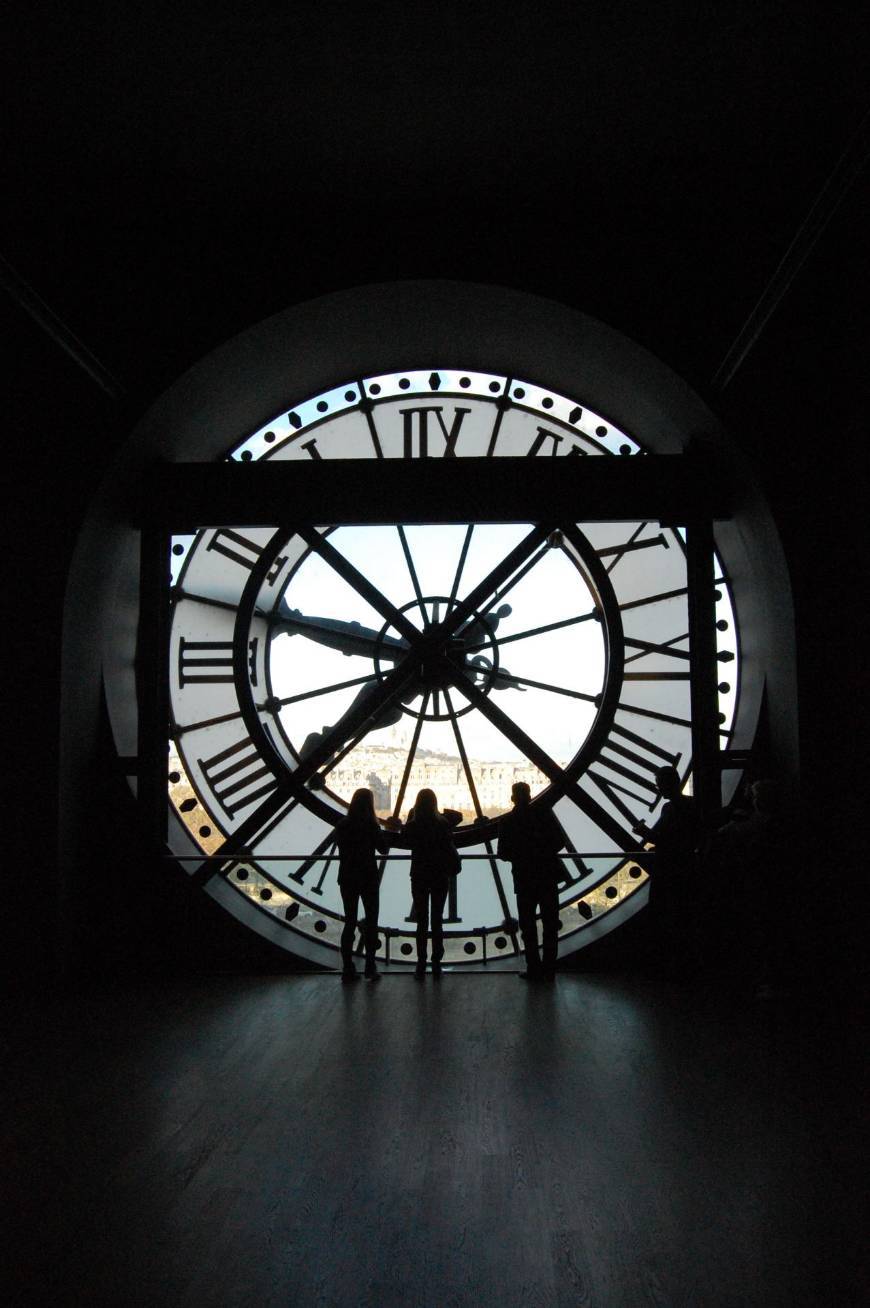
[298,680,406,762]
[272,607,409,661]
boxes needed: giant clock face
[167,368,739,967]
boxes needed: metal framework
[139,452,728,884]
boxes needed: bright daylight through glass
[269,523,606,820]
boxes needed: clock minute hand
[272,608,409,661]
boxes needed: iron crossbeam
[140,454,733,528]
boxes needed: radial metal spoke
[397,526,428,620]
[443,686,519,946]
[441,523,553,639]
[273,671,380,708]
[479,543,551,617]
[295,525,420,643]
[465,609,598,653]
[175,588,278,621]
[451,668,635,851]
[492,671,599,704]
[443,688,484,820]
[448,524,475,608]
[450,668,561,781]
[392,693,430,819]
[175,707,245,738]
[483,836,518,941]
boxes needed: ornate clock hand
[298,685,405,762]
[466,654,526,693]
[272,607,408,661]
[217,652,425,858]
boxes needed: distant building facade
[328,744,560,819]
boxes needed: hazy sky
[271,523,605,764]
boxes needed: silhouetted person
[635,765,698,971]
[497,782,564,980]
[334,788,390,981]
[398,789,460,978]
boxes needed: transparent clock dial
[265,522,607,820]
[166,367,742,966]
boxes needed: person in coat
[397,788,460,978]
[334,787,390,980]
[497,782,565,980]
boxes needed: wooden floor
[4,972,863,1308]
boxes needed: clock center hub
[374,594,509,723]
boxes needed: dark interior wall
[3,5,867,992]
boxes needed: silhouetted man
[497,782,564,980]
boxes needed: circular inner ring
[373,595,503,722]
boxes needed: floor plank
[3,974,863,1307]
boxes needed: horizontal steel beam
[140,454,733,528]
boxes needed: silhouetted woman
[334,788,390,981]
[402,788,460,978]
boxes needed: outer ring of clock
[72,281,792,972]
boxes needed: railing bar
[164,850,651,861]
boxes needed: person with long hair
[401,788,461,978]
[334,788,390,981]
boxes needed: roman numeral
[587,723,682,822]
[526,427,586,457]
[178,637,258,687]
[551,813,591,890]
[617,700,692,728]
[624,634,690,665]
[287,833,336,895]
[400,406,470,458]
[299,437,322,459]
[207,529,286,583]
[598,526,670,574]
[197,736,277,819]
[610,721,681,768]
[443,875,463,924]
[620,585,689,612]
